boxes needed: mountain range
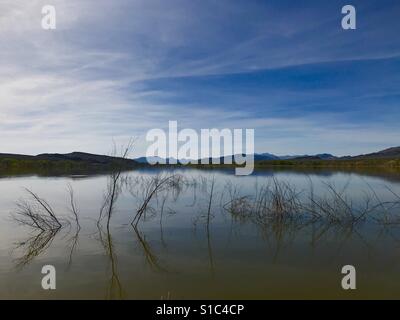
[134,147,400,164]
[134,151,356,164]
[1,146,400,166]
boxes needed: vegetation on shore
[0,151,141,175]
[253,158,400,169]
[179,158,400,173]
[0,158,137,169]
[2,151,400,175]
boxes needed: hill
[0,152,138,171]
[352,146,400,159]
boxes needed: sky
[1,0,400,157]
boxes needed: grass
[221,178,400,229]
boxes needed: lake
[1,167,400,299]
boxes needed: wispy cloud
[0,0,399,156]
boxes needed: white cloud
[0,0,399,156]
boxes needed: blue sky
[1,0,400,157]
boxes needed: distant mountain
[134,152,333,164]
[254,153,280,161]
[317,153,337,160]
[352,146,400,159]
[135,153,279,164]
[291,153,337,161]
[134,156,165,164]
[134,156,191,164]
[279,155,304,160]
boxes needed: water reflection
[97,167,125,299]
[97,224,123,299]
[13,229,59,268]
[133,226,168,273]
[4,167,400,299]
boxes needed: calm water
[1,167,400,299]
